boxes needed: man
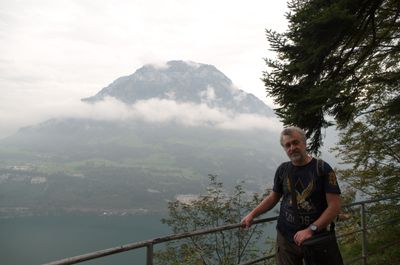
[241,127,341,265]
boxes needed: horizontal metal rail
[238,253,275,265]
[44,195,400,265]
[343,238,400,265]
[44,217,277,265]
[341,194,400,208]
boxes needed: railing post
[360,203,368,265]
[147,243,153,265]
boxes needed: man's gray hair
[280,126,307,146]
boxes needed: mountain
[82,60,274,116]
[0,60,285,216]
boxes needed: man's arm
[241,191,282,228]
[293,193,341,246]
[312,193,341,230]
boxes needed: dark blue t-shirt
[273,158,341,242]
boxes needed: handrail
[44,217,278,265]
[341,194,400,208]
[43,195,400,265]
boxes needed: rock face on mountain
[0,61,284,215]
[82,60,274,116]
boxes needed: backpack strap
[287,163,300,226]
[316,158,336,232]
[316,158,325,178]
[280,161,291,182]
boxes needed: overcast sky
[0,0,289,138]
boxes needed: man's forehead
[282,132,303,142]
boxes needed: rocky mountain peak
[82,60,273,116]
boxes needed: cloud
[0,96,281,139]
[73,97,281,132]
[146,61,171,70]
[10,97,278,133]
[199,86,217,103]
[0,0,289,138]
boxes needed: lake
[0,214,171,265]
[0,213,277,265]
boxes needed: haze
[0,0,288,138]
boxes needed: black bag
[287,162,343,265]
[301,230,344,265]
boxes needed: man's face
[281,131,307,165]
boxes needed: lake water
[0,213,277,265]
[0,214,171,265]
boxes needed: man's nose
[288,144,296,152]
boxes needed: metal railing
[336,195,400,265]
[43,195,400,265]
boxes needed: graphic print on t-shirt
[287,175,316,212]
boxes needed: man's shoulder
[277,161,291,172]
[278,161,292,168]
[275,161,291,180]
[313,158,334,175]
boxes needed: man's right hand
[240,192,281,229]
[241,213,254,228]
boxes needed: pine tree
[263,0,400,153]
[262,1,400,263]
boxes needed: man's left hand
[293,228,313,246]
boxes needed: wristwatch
[309,223,318,234]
